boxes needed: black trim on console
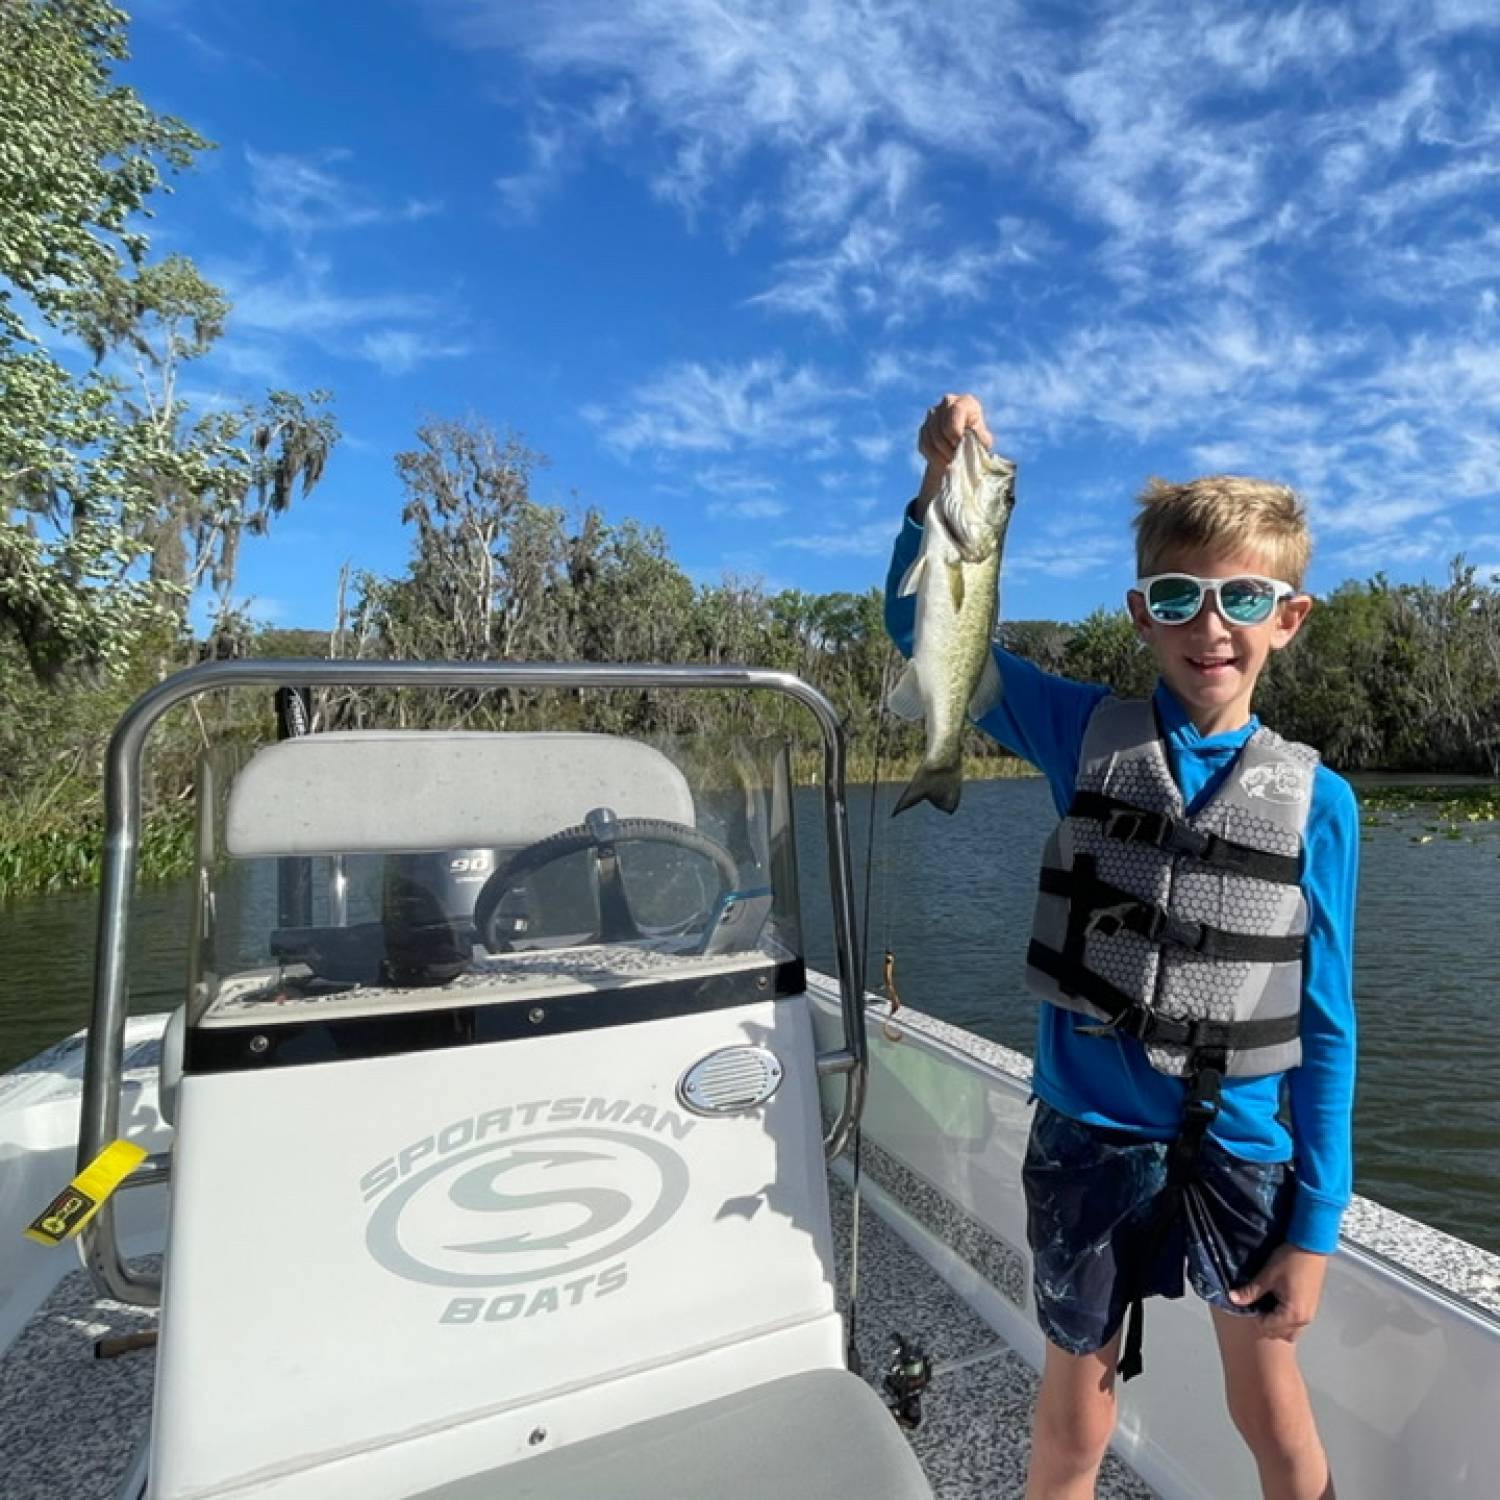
[184,957,806,1075]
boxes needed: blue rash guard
[885,512,1358,1254]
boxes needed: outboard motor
[381,847,498,985]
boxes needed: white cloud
[359,329,470,375]
[231,270,436,336]
[852,433,895,463]
[693,464,781,497]
[428,0,1500,588]
[587,356,850,454]
[496,121,572,220]
[430,0,1500,318]
[774,520,896,556]
[707,496,789,520]
[244,148,440,238]
[217,253,462,376]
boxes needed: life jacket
[1023,695,1319,1381]
[1025,695,1316,1080]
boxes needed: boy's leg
[1025,1330,1123,1500]
[1210,1308,1333,1500]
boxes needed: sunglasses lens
[1219,577,1277,624]
[1147,576,1202,623]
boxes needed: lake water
[2,777,1497,1255]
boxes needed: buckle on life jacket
[1180,1038,1225,1124]
[1103,807,1211,860]
[1077,1003,1156,1042]
[1087,898,1205,952]
[1085,901,1140,940]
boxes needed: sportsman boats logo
[361,1096,694,1325]
[1240,759,1310,807]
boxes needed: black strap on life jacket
[1116,1050,1226,1382]
[1037,868,1305,964]
[1027,939,1302,1054]
[1067,790,1301,886]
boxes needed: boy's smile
[1127,545,1312,736]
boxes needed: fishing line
[846,645,898,1379]
[858,647,897,992]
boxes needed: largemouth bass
[890,430,1017,815]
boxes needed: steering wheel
[471,808,741,954]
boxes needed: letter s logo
[365,1128,689,1288]
[444,1149,632,1254]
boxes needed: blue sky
[118,0,1500,628]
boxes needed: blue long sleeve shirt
[885,512,1358,1253]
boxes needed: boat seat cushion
[409,1368,933,1500]
[223,731,695,857]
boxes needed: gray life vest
[1024,696,1318,1080]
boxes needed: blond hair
[1133,475,1311,587]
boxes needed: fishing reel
[884,1332,934,1430]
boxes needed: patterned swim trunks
[1022,1098,1295,1356]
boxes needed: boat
[2,658,1498,1499]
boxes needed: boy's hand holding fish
[915,393,996,519]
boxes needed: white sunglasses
[1136,572,1297,626]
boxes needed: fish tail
[892,761,963,817]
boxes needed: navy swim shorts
[1022,1098,1295,1356]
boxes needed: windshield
[189,731,802,1027]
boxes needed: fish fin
[892,762,963,817]
[968,649,1002,720]
[896,555,927,598]
[887,660,924,721]
[946,560,965,611]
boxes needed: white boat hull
[809,973,1500,1500]
[5,986,1500,1499]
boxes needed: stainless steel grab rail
[80,659,869,1305]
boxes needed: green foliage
[1359,785,1500,822]
[1,1,337,677]
[0,799,193,897]
[0,0,205,341]
[1258,561,1500,775]
[1060,607,1156,698]
[333,418,927,759]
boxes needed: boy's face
[1126,543,1313,735]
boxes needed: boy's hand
[1228,1244,1329,1342]
[915,393,994,519]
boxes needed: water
[795,778,1500,1256]
[2,779,1497,1255]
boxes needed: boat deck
[2,1191,1154,1500]
[829,1176,1154,1499]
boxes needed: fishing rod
[845,645,904,1378]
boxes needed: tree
[0,1,336,675]
[1062,608,1155,697]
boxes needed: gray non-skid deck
[2,1258,158,1499]
[828,1176,1154,1499]
[1,1195,1153,1500]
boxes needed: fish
[889,430,1017,816]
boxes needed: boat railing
[81,659,869,1307]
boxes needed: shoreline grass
[2,772,1492,905]
[0,804,195,905]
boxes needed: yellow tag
[24,1140,148,1247]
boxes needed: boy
[884,394,1357,1500]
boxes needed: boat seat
[222,730,696,856]
[408,1368,933,1500]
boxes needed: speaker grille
[678,1047,784,1115]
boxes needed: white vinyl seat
[224,731,697,857]
[408,1369,933,1499]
